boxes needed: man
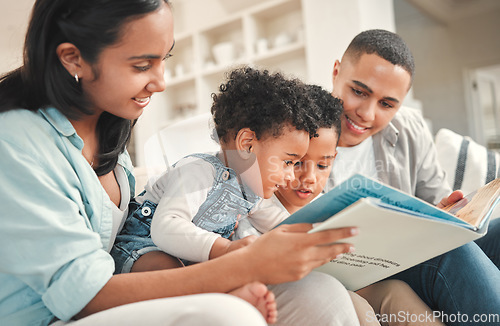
[329,29,500,325]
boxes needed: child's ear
[56,42,84,81]
[235,128,255,159]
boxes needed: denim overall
[111,153,260,273]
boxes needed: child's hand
[228,214,242,238]
[226,235,258,254]
[209,235,257,260]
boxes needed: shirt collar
[378,116,400,148]
[39,107,76,137]
[39,107,84,150]
[39,107,136,195]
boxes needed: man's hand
[437,190,464,209]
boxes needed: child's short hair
[211,66,320,144]
[305,84,343,140]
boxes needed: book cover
[278,174,500,291]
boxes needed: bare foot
[229,282,277,324]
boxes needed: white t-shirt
[246,194,289,233]
[331,136,378,188]
[235,191,326,240]
[108,165,130,252]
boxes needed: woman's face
[81,3,174,120]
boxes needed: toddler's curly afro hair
[211,66,320,144]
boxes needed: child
[112,66,344,267]
[238,84,445,326]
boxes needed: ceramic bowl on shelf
[274,32,291,48]
[212,42,235,65]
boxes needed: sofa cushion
[435,128,500,195]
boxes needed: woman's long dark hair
[0,0,169,175]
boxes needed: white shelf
[133,0,342,166]
[162,0,308,119]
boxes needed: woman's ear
[235,128,255,159]
[56,42,83,80]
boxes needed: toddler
[111,66,323,271]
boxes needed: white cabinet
[133,0,342,167]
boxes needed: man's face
[332,53,412,147]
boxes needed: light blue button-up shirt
[0,107,135,325]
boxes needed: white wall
[304,0,395,89]
[394,0,500,139]
[0,1,33,74]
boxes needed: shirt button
[222,170,230,180]
[141,206,152,217]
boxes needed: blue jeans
[475,218,500,269]
[390,221,500,326]
[111,199,160,274]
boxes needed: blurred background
[1,0,499,167]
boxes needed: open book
[278,174,500,291]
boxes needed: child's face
[275,128,338,213]
[332,53,411,147]
[245,126,309,199]
[81,3,174,120]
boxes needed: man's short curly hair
[305,84,343,142]
[211,66,320,144]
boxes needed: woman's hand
[243,223,357,284]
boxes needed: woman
[0,1,359,325]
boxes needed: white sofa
[435,128,500,195]
[134,113,220,195]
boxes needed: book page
[310,199,482,290]
[443,178,500,228]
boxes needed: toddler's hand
[209,235,257,259]
[226,235,258,254]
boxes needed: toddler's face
[276,128,338,213]
[244,126,309,199]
